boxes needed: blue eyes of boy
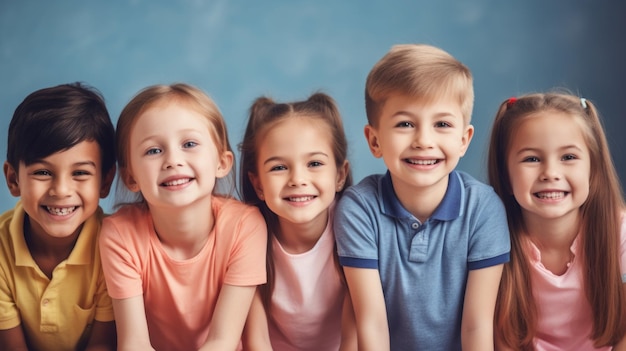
[395,121,450,128]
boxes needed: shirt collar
[379,170,462,221]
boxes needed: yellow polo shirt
[0,201,114,351]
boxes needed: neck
[523,210,580,250]
[148,197,215,260]
[392,175,448,223]
[24,218,79,259]
[275,210,329,254]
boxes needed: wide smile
[534,191,568,199]
[284,195,316,202]
[160,178,193,187]
[404,158,440,165]
[44,206,78,216]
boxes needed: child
[239,93,355,351]
[333,44,511,350]
[489,93,626,350]
[98,83,267,351]
[0,83,117,350]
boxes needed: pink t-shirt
[99,196,267,351]
[528,214,626,351]
[268,210,346,351]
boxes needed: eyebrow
[31,159,98,168]
[391,110,459,119]
[515,144,584,155]
[262,151,330,166]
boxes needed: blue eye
[308,161,323,167]
[270,165,287,172]
[395,121,413,128]
[183,141,198,148]
[146,148,162,155]
[435,121,451,128]
[562,154,577,161]
[522,156,540,163]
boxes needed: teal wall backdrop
[1,1,625,212]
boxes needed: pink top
[99,197,267,351]
[268,210,346,351]
[527,214,626,351]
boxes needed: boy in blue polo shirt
[334,44,510,350]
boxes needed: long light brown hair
[488,92,626,349]
[238,92,352,311]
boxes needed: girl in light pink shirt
[99,84,267,351]
[239,93,356,351]
[488,92,626,350]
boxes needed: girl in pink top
[488,92,626,350]
[239,93,356,351]
[99,84,267,351]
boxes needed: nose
[49,176,72,197]
[287,166,308,187]
[540,160,561,181]
[411,128,434,149]
[162,149,184,170]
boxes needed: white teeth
[163,178,191,186]
[288,196,314,202]
[46,206,76,216]
[536,191,565,199]
[406,159,437,165]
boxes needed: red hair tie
[506,97,517,108]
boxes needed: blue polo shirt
[334,170,510,350]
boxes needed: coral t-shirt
[99,197,267,351]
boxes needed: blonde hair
[489,92,626,349]
[365,44,474,127]
[114,83,235,206]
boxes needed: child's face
[250,117,347,229]
[124,101,232,210]
[5,141,107,240]
[506,111,590,223]
[365,94,473,195]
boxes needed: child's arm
[241,288,272,351]
[199,284,257,351]
[344,266,389,351]
[85,320,116,351]
[339,291,358,351]
[112,296,155,351]
[0,326,28,351]
[461,264,504,351]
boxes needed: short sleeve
[92,261,114,322]
[334,185,379,269]
[466,188,511,270]
[221,205,268,287]
[99,209,145,299]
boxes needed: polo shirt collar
[10,202,101,267]
[380,170,462,221]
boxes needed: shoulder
[214,196,263,222]
[454,171,504,211]
[338,174,385,208]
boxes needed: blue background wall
[1,0,625,213]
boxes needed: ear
[99,165,117,198]
[336,160,350,192]
[248,171,264,200]
[364,124,383,158]
[216,151,234,179]
[459,124,475,157]
[3,161,21,197]
[121,166,141,193]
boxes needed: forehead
[132,101,211,136]
[23,140,102,168]
[257,116,334,153]
[509,111,588,150]
[380,94,465,120]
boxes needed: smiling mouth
[46,206,77,216]
[405,159,439,165]
[161,178,192,187]
[286,196,316,202]
[535,191,567,199]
